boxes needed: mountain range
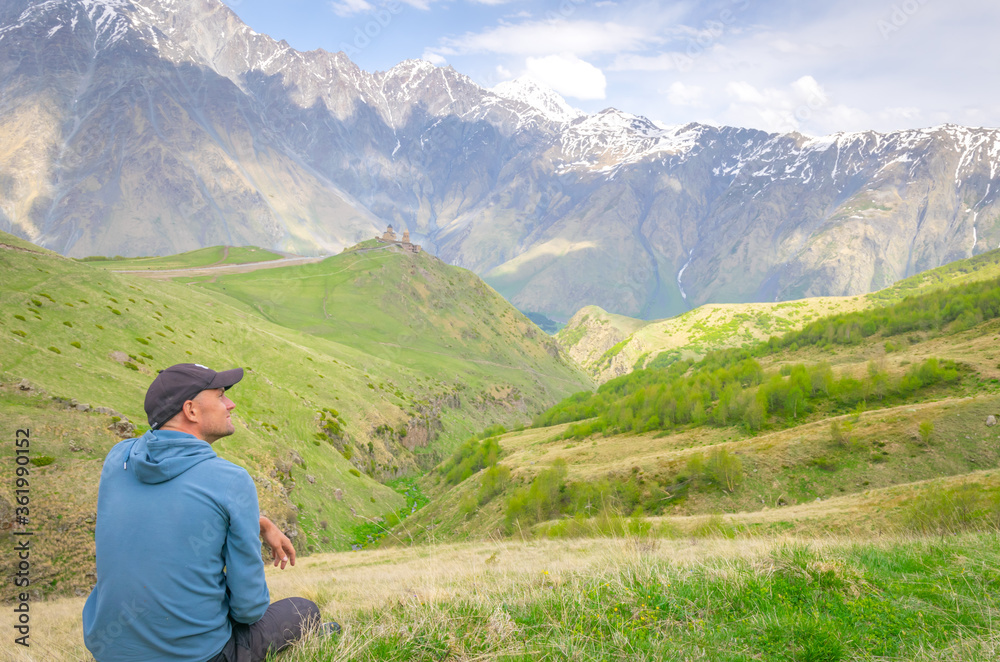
[2,0,1000,320]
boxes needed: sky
[223,0,1000,136]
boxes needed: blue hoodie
[83,429,270,662]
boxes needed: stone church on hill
[377,225,421,253]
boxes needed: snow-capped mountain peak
[491,76,584,124]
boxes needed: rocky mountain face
[3,0,1000,320]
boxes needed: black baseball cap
[145,363,244,429]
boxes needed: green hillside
[397,271,1000,543]
[560,248,1000,383]
[189,244,587,436]
[557,297,871,383]
[0,233,589,600]
[80,245,286,270]
[867,246,1000,304]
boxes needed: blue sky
[224,0,1000,136]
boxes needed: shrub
[13,314,25,321]
[918,420,934,446]
[809,455,838,472]
[439,437,502,486]
[135,337,150,345]
[48,346,61,354]
[349,468,361,477]
[70,341,82,349]
[478,464,512,505]
[95,324,104,330]
[505,460,568,529]
[123,362,139,371]
[63,321,73,327]
[30,455,55,467]
[459,492,479,518]
[12,330,26,338]
[705,448,743,492]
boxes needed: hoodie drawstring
[124,438,140,471]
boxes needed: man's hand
[259,516,296,569]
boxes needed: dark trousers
[207,597,321,662]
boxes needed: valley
[3,234,1000,660]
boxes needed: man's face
[191,387,236,443]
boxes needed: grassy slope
[562,248,1000,383]
[401,305,1000,543]
[0,234,588,599]
[82,245,286,270]
[191,244,591,460]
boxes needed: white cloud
[718,75,869,135]
[440,19,653,57]
[525,54,607,100]
[423,50,448,65]
[609,53,680,72]
[879,107,922,122]
[403,0,1000,134]
[329,0,373,17]
[667,82,704,107]
[726,80,766,105]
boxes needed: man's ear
[180,398,199,423]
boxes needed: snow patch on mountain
[491,77,584,124]
[557,112,708,173]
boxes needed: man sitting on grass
[83,363,335,662]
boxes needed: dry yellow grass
[644,468,1000,536]
[6,535,879,662]
[500,394,998,483]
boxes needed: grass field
[15,532,1000,661]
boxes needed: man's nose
[224,396,235,411]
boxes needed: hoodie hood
[126,429,218,484]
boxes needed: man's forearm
[259,516,296,568]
